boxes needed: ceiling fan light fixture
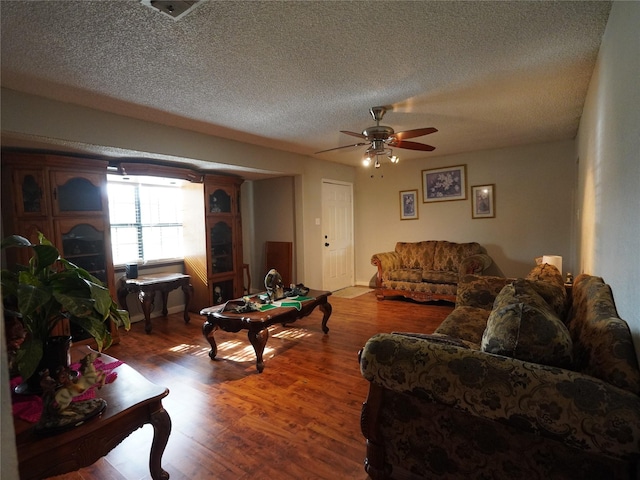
[362,149,374,166]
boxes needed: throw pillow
[515,278,568,319]
[482,284,573,368]
[455,274,512,310]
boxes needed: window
[107,175,184,265]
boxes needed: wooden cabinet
[1,152,119,344]
[184,174,244,312]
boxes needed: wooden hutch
[1,151,245,335]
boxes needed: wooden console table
[13,345,171,480]
[117,273,193,334]
[200,289,332,373]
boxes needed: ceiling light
[141,0,204,21]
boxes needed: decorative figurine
[264,269,284,303]
[35,352,108,434]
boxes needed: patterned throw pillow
[455,274,512,310]
[481,283,573,368]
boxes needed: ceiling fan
[316,106,437,167]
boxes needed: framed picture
[399,189,419,220]
[471,184,495,218]
[422,165,467,202]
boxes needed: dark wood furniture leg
[161,290,170,316]
[139,290,154,334]
[202,319,219,360]
[247,326,269,373]
[181,282,192,323]
[149,406,172,480]
[361,382,392,480]
[319,300,332,334]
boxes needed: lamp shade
[542,255,562,274]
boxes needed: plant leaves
[1,234,32,249]
[70,316,111,351]
[15,337,43,380]
[32,244,60,271]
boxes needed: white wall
[577,1,640,355]
[354,140,576,285]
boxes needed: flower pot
[14,335,72,395]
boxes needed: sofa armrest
[360,333,640,461]
[371,252,402,287]
[459,253,492,276]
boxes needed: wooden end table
[13,345,171,480]
[200,289,332,373]
[117,273,193,334]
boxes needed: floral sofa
[370,241,492,303]
[360,265,640,479]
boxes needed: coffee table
[200,289,332,372]
[13,345,171,480]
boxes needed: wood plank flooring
[47,291,453,480]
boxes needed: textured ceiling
[1,1,611,170]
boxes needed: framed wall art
[399,189,419,220]
[471,184,495,218]
[422,165,467,202]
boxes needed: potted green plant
[1,233,130,390]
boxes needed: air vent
[141,0,204,21]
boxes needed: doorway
[321,180,354,291]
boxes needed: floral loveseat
[360,265,640,479]
[371,241,492,303]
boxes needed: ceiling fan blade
[315,142,369,154]
[392,127,438,141]
[340,130,367,139]
[389,139,436,151]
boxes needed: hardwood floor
[47,292,453,480]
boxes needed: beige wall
[577,1,640,355]
[0,87,357,291]
[251,176,296,289]
[354,140,576,285]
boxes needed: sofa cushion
[432,241,482,272]
[435,306,490,348]
[394,241,436,269]
[422,270,458,285]
[569,274,640,395]
[386,268,423,283]
[481,283,573,368]
[456,274,512,310]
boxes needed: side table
[13,345,171,480]
[118,273,193,333]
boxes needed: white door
[322,180,354,291]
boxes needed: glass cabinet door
[56,220,108,283]
[50,171,104,215]
[205,186,233,214]
[209,220,234,274]
[14,169,49,217]
[211,279,235,305]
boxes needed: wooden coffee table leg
[202,320,219,360]
[247,327,269,373]
[319,301,332,334]
[149,405,171,480]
